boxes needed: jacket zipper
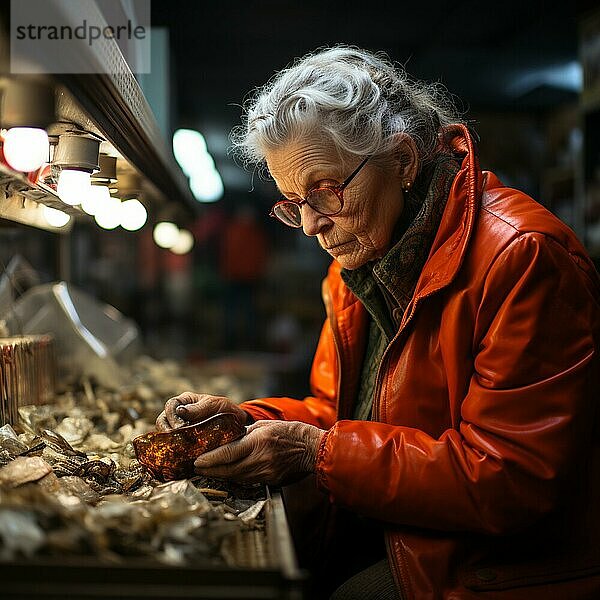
[371,280,444,421]
[371,267,419,422]
[386,533,414,600]
[327,271,447,599]
[371,281,446,600]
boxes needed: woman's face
[265,139,406,270]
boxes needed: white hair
[230,45,465,173]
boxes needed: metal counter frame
[0,490,306,600]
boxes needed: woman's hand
[155,391,249,431]
[193,420,325,486]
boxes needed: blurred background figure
[218,204,269,351]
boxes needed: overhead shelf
[0,0,198,225]
[53,70,198,221]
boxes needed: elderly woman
[157,47,600,599]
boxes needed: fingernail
[176,405,188,415]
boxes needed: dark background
[154,0,583,119]
[151,0,591,203]
[3,0,600,397]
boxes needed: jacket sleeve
[315,233,600,534]
[240,317,339,429]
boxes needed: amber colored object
[132,413,246,481]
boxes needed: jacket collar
[328,124,483,317]
[323,125,482,417]
[407,124,483,305]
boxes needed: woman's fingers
[155,411,171,431]
[163,397,188,429]
[175,398,222,423]
[155,392,248,431]
[156,392,206,430]
[194,436,252,470]
[193,420,325,485]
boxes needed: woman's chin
[322,239,376,269]
[329,249,369,270]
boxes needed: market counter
[0,491,304,600]
[0,354,305,600]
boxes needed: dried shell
[238,499,266,523]
[37,471,61,493]
[0,457,53,488]
[55,416,94,445]
[56,476,100,505]
[39,429,87,458]
[132,413,245,481]
[0,424,28,457]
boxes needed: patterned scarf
[341,154,460,420]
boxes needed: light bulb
[173,129,207,176]
[3,127,49,172]
[94,195,121,229]
[42,205,71,227]
[190,168,223,202]
[81,185,110,215]
[171,229,194,255]
[120,199,147,231]
[57,169,92,206]
[153,221,179,248]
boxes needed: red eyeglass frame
[269,155,371,227]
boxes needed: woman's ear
[391,133,419,186]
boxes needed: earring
[402,181,412,194]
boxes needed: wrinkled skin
[156,392,325,485]
[265,135,419,270]
[194,420,324,486]
[156,392,249,431]
[154,137,418,484]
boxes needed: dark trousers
[330,559,399,600]
[282,476,400,600]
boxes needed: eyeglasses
[269,156,370,228]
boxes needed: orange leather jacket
[242,126,600,599]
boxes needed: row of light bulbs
[41,201,194,255]
[2,126,148,231]
[4,125,194,253]
[1,79,196,254]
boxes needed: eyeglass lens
[273,188,342,227]
[273,202,302,227]
[307,188,342,214]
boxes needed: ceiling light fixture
[120,198,147,231]
[57,169,92,206]
[94,194,122,230]
[2,127,50,173]
[53,132,100,206]
[0,78,55,172]
[173,128,224,202]
[91,153,117,185]
[81,184,111,216]
[42,205,71,228]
